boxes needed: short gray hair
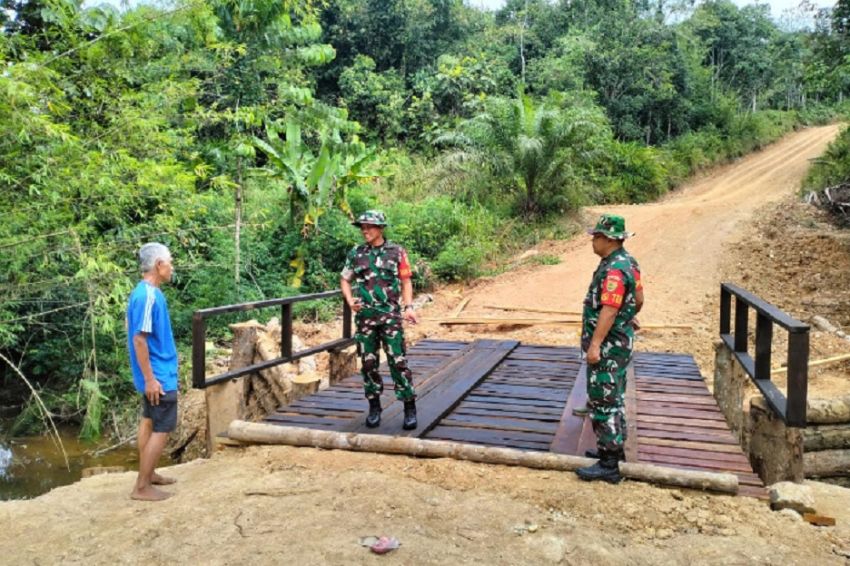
[139,243,171,273]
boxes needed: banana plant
[253,118,384,285]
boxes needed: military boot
[575,450,622,484]
[366,397,382,428]
[402,399,418,430]
[585,447,624,460]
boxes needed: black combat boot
[586,446,625,460]
[402,399,418,430]
[575,450,622,484]
[366,397,382,428]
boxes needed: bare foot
[130,485,172,501]
[152,472,177,485]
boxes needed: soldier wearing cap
[340,210,419,430]
[576,214,644,484]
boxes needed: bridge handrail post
[718,283,809,427]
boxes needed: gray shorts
[141,390,178,433]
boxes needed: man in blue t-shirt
[126,242,178,501]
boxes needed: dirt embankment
[2,125,850,565]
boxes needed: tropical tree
[439,88,609,215]
[252,119,384,285]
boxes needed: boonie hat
[352,210,388,227]
[587,214,634,240]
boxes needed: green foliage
[439,88,608,215]
[529,254,561,266]
[795,103,841,126]
[804,125,850,191]
[339,55,406,142]
[252,118,384,285]
[1,0,847,441]
[602,142,669,203]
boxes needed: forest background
[1,0,849,440]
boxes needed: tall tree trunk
[235,156,243,293]
[519,0,528,84]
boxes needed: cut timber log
[436,317,692,330]
[244,328,295,420]
[255,333,293,399]
[205,321,263,452]
[438,317,581,326]
[772,353,850,375]
[807,396,850,425]
[803,424,850,451]
[484,304,582,316]
[618,462,738,494]
[228,320,265,369]
[451,298,471,318]
[328,346,357,385]
[227,421,738,494]
[803,449,850,478]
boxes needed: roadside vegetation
[1,0,849,438]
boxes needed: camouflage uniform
[341,238,416,402]
[581,223,642,455]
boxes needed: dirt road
[462,124,841,326]
[2,125,849,565]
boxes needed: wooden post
[281,303,293,360]
[192,313,207,389]
[754,313,772,380]
[786,331,809,427]
[734,298,748,353]
[719,286,731,336]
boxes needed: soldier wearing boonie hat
[576,214,644,484]
[341,210,419,431]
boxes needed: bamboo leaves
[253,118,383,285]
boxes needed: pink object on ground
[370,536,401,555]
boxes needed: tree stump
[329,345,357,385]
[292,372,322,398]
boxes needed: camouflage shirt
[581,247,642,358]
[341,241,412,317]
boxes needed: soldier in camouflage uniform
[340,210,419,430]
[576,214,644,484]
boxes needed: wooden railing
[719,283,809,427]
[191,290,354,389]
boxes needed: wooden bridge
[259,338,766,498]
[194,287,817,498]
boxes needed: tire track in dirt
[462,124,842,328]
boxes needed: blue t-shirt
[127,281,178,393]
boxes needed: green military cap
[587,213,634,240]
[352,210,388,227]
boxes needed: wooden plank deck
[262,339,766,497]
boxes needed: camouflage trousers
[355,313,416,401]
[586,354,631,453]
